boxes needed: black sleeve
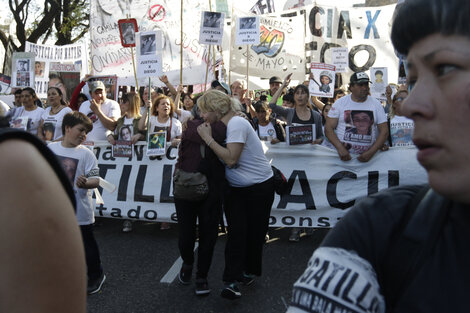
[0,129,77,212]
[321,185,424,271]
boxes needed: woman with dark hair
[269,74,323,242]
[9,87,45,135]
[49,73,68,103]
[37,87,72,142]
[289,0,470,312]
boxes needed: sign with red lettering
[149,5,166,22]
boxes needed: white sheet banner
[91,142,427,228]
[89,0,216,85]
[25,42,88,99]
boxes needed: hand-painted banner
[25,42,88,99]
[89,0,217,86]
[91,141,427,228]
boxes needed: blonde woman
[197,90,275,300]
[106,92,145,145]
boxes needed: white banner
[89,0,216,85]
[25,42,88,99]
[92,142,427,228]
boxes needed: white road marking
[160,242,199,283]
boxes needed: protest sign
[231,12,305,81]
[12,52,35,88]
[0,74,11,94]
[199,11,225,45]
[147,131,166,156]
[112,141,133,158]
[236,16,260,45]
[370,67,388,101]
[137,31,163,78]
[25,42,88,99]
[309,63,335,98]
[48,62,81,103]
[90,142,426,227]
[331,47,348,73]
[118,19,138,48]
[286,125,315,145]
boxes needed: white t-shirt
[258,122,277,141]
[10,106,44,135]
[176,109,192,124]
[327,95,387,154]
[148,116,182,141]
[226,116,273,187]
[41,106,72,141]
[390,115,414,147]
[79,98,121,141]
[48,142,100,225]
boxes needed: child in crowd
[48,111,106,295]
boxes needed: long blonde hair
[197,89,242,116]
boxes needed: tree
[1,0,89,52]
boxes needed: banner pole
[131,47,139,91]
[246,45,249,95]
[180,0,183,85]
[146,77,151,141]
[204,48,211,91]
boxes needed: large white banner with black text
[92,142,427,228]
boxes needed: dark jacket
[252,117,286,142]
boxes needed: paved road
[87,218,329,313]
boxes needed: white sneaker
[122,220,133,232]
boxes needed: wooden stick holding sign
[235,16,260,101]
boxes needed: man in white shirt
[324,72,388,162]
[79,81,120,141]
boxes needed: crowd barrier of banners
[92,142,427,228]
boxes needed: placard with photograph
[286,124,315,145]
[309,63,336,98]
[199,11,225,45]
[370,67,388,101]
[236,16,260,45]
[112,140,133,158]
[137,31,163,78]
[12,52,35,88]
[118,18,138,48]
[146,131,166,156]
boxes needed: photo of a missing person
[57,155,79,185]
[17,60,30,72]
[239,17,256,30]
[140,34,156,55]
[344,110,374,144]
[203,12,222,28]
[35,61,45,78]
[119,125,133,141]
[118,19,138,47]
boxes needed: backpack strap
[382,187,451,311]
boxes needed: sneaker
[87,273,106,295]
[221,282,241,300]
[178,264,192,285]
[160,222,171,230]
[239,273,255,286]
[289,228,302,242]
[195,278,211,296]
[122,220,133,232]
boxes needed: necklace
[50,105,63,115]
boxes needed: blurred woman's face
[49,78,67,102]
[183,95,194,110]
[47,88,62,106]
[157,99,171,117]
[120,100,130,115]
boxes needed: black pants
[174,191,223,279]
[223,177,274,283]
[80,224,103,281]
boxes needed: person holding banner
[289,0,470,311]
[37,87,72,142]
[324,72,388,162]
[196,90,275,300]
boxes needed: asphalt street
[87,218,329,313]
